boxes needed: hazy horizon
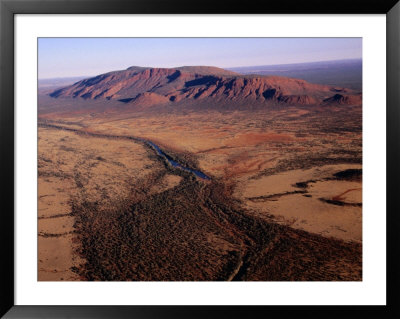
[39,38,362,79]
[38,57,362,81]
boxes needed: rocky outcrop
[323,93,362,105]
[50,66,362,108]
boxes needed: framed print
[1,0,399,318]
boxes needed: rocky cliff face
[50,66,362,108]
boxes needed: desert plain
[38,65,362,281]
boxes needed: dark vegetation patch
[71,172,362,281]
[294,182,309,188]
[292,180,318,189]
[38,170,72,180]
[207,182,362,281]
[333,169,362,182]
[247,190,307,202]
[71,175,242,281]
[319,198,362,207]
[295,182,308,188]
[39,230,76,238]
[255,155,361,179]
[38,212,72,220]
[234,225,361,281]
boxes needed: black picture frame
[1,0,399,318]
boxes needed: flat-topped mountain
[49,66,362,108]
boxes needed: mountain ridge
[49,65,362,109]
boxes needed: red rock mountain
[49,66,362,108]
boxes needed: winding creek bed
[144,140,210,180]
[39,121,210,180]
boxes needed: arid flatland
[38,66,362,281]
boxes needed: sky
[38,38,362,79]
